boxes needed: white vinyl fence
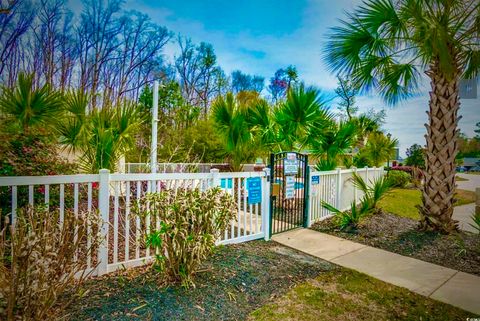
[308,167,385,224]
[0,166,383,278]
[0,169,270,277]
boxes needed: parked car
[468,166,480,172]
[456,166,467,172]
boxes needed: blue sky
[126,0,479,156]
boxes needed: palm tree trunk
[419,62,460,233]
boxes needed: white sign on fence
[285,175,295,199]
[284,153,298,175]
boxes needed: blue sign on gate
[247,177,262,205]
[312,175,320,185]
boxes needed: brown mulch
[62,240,335,321]
[311,212,480,276]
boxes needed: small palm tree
[322,172,392,231]
[312,121,358,170]
[360,132,398,167]
[58,92,143,173]
[0,73,62,133]
[275,84,332,151]
[325,0,479,232]
[211,93,256,171]
[352,172,392,211]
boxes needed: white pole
[151,81,159,174]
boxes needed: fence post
[97,169,110,276]
[336,168,342,210]
[353,167,357,204]
[210,168,220,187]
[304,164,311,228]
[365,166,369,183]
[262,168,271,241]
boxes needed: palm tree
[211,93,256,171]
[0,73,62,133]
[359,132,398,167]
[58,92,143,173]
[312,120,358,170]
[274,84,332,151]
[285,65,299,90]
[325,0,479,233]
[352,114,381,148]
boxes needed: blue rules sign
[312,175,320,185]
[247,177,262,205]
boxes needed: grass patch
[249,269,474,321]
[456,176,468,181]
[455,189,477,206]
[379,188,475,220]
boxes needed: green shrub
[387,170,411,188]
[0,132,77,219]
[134,187,236,287]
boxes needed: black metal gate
[269,152,309,236]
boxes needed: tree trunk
[419,62,460,233]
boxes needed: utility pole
[151,80,159,178]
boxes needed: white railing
[0,165,383,277]
[308,167,385,225]
[125,162,231,173]
[0,169,270,277]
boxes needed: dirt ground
[62,240,335,320]
[311,212,480,275]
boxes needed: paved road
[456,173,480,192]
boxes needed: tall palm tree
[325,0,479,233]
[353,114,381,148]
[0,73,62,133]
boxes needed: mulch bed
[62,240,335,320]
[311,212,480,276]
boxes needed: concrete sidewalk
[273,228,480,315]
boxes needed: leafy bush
[134,187,236,287]
[387,170,411,188]
[0,132,77,218]
[0,132,75,177]
[0,207,101,320]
